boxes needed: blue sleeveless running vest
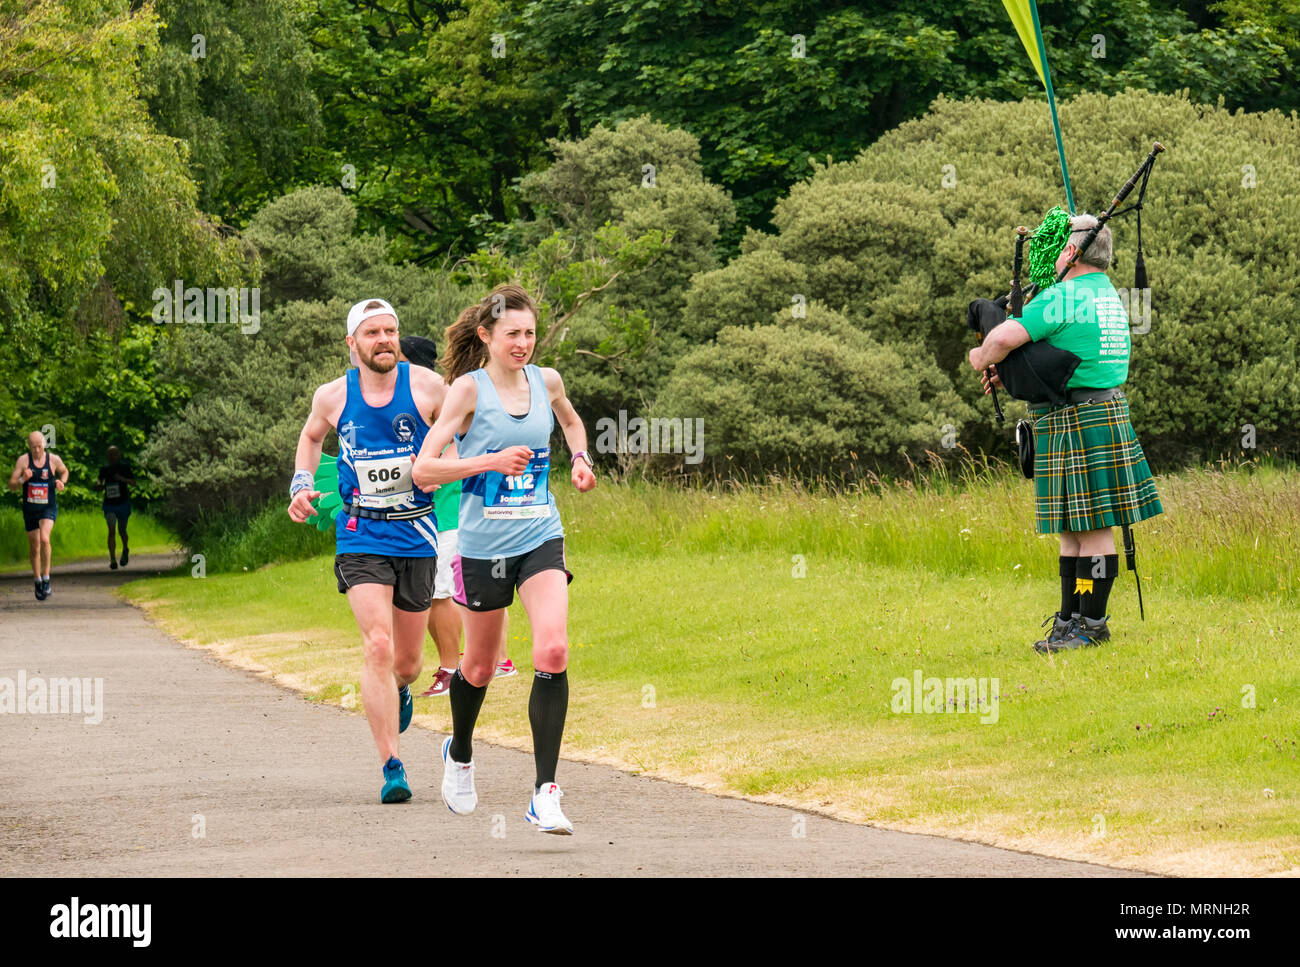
[335,361,437,557]
[23,453,55,513]
[456,365,564,559]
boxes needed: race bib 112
[482,448,552,520]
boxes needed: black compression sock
[448,668,487,763]
[529,669,569,789]
[1059,556,1080,618]
[1076,554,1120,620]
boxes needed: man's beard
[360,345,398,373]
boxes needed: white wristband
[290,469,314,498]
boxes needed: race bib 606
[482,448,551,520]
[355,455,414,508]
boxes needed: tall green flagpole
[1029,0,1075,213]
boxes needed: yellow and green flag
[1002,0,1047,86]
[1002,0,1075,212]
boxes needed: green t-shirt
[1017,271,1130,389]
[432,477,461,532]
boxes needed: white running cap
[346,298,398,338]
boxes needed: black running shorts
[23,506,56,533]
[452,537,572,612]
[334,553,437,612]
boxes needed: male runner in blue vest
[288,299,456,803]
[9,430,68,600]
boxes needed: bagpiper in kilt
[969,210,1162,651]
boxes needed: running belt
[343,501,435,521]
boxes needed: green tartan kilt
[1029,395,1164,534]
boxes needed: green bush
[514,116,736,416]
[655,303,974,476]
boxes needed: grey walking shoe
[1032,613,1076,653]
[1043,615,1111,652]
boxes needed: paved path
[0,556,1144,876]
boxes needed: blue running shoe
[34,580,45,601]
[398,683,413,733]
[381,756,412,804]
[42,578,51,597]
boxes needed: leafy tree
[1,319,190,508]
[142,0,322,222]
[0,0,243,321]
[517,0,1294,240]
[0,0,248,509]
[302,0,556,259]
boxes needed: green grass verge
[0,508,177,569]
[121,464,1300,875]
[182,498,337,573]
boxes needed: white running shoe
[441,736,477,815]
[526,782,573,835]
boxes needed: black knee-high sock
[529,670,568,790]
[1076,554,1119,620]
[449,668,487,763]
[1059,556,1080,618]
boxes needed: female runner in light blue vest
[412,284,596,834]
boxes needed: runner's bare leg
[347,583,402,763]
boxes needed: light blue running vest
[456,365,564,559]
[335,362,437,557]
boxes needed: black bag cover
[966,297,1082,407]
[1015,419,1035,479]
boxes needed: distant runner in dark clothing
[98,446,136,569]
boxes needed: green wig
[1027,206,1072,291]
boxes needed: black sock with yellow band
[1076,554,1120,620]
